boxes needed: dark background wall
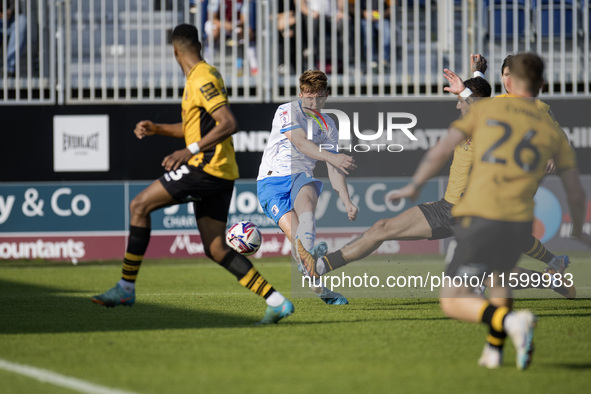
[1,98,590,182]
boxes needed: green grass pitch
[1,254,590,394]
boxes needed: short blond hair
[299,70,328,94]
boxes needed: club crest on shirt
[280,110,289,126]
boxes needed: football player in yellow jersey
[443,55,575,300]
[392,53,588,370]
[92,24,294,324]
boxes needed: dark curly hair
[464,77,492,97]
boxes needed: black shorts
[159,164,234,222]
[417,198,455,240]
[446,216,532,277]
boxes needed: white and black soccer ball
[225,221,262,256]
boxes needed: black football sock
[480,302,510,335]
[321,250,349,274]
[121,225,151,283]
[523,236,555,264]
[220,250,276,299]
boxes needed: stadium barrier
[1,0,590,104]
[1,99,591,182]
[1,176,590,261]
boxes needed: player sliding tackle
[298,54,575,301]
[257,70,358,305]
[386,53,588,370]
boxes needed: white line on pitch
[0,358,139,394]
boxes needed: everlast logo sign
[63,133,100,152]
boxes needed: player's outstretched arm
[559,168,591,245]
[327,164,358,221]
[284,128,357,174]
[134,120,183,139]
[161,105,237,171]
[390,127,465,201]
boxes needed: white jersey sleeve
[257,101,330,180]
[277,104,300,134]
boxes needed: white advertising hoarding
[53,115,110,172]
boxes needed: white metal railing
[0,0,590,104]
[62,0,262,103]
[0,0,55,103]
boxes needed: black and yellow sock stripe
[121,252,143,282]
[479,301,510,333]
[239,268,273,298]
[322,250,349,274]
[524,237,555,264]
[487,326,507,349]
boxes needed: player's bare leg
[197,216,237,262]
[129,180,177,227]
[298,205,431,277]
[278,211,296,254]
[341,206,432,262]
[439,282,493,323]
[197,216,293,324]
[440,274,536,370]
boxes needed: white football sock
[295,211,326,294]
[266,291,286,307]
[296,211,316,251]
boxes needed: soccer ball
[226,221,262,256]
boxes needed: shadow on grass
[0,279,254,334]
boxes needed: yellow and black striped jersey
[182,61,239,180]
[450,97,576,222]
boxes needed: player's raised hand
[134,120,157,139]
[470,54,488,74]
[345,202,359,221]
[386,183,420,203]
[161,148,193,171]
[443,68,466,95]
[329,154,357,175]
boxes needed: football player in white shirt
[257,70,358,304]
